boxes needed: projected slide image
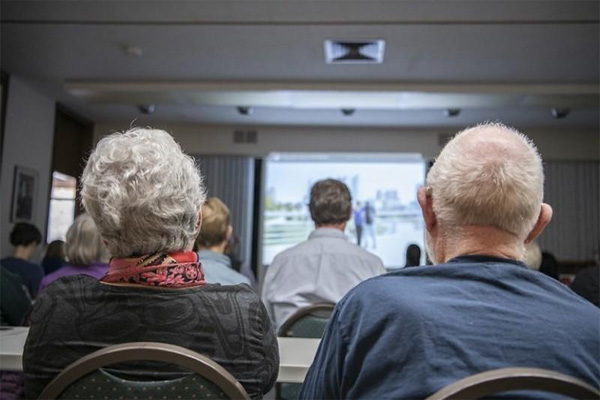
[263,154,426,268]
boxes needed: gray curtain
[538,161,599,262]
[193,155,255,270]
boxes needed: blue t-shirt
[299,255,600,399]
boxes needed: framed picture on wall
[11,165,38,223]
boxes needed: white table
[0,327,319,383]
[0,327,28,371]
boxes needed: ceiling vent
[324,40,385,64]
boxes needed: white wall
[94,123,600,161]
[0,77,55,257]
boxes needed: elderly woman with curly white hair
[23,128,279,400]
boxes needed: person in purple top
[40,214,109,292]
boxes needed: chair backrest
[38,342,251,400]
[277,303,335,400]
[425,367,600,400]
[278,303,335,338]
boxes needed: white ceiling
[1,0,598,128]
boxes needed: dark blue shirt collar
[446,254,528,269]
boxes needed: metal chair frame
[277,302,335,337]
[425,367,600,400]
[38,342,251,400]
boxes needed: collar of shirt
[446,254,527,269]
[308,227,349,241]
[197,250,232,268]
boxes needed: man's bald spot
[450,124,536,165]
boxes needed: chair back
[38,342,251,400]
[425,367,600,400]
[277,303,335,400]
[278,303,335,338]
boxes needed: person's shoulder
[201,281,258,299]
[270,240,312,263]
[40,274,99,296]
[341,241,384,263]
[340,271,406,304]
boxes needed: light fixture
[138,104,155,115]
[341,108,356,116]
[237,106,253,116]
[444,108,461,118]
[551,108,569,119]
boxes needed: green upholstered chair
[425,367,600,400]
[276,303,335,400]
[37,342,250,400]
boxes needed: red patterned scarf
[102,251,205,288]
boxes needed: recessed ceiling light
[444,108,461,117]
[551,108,569,119]
[237,106,253,116]
[138,104,155,114]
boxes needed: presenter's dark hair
[10,223,42,246]
[309,179,352,225]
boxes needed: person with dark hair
[0,223,43,298]
[404,243,421,267]
[262,179,385,331]
[0,266,31,326]
[41,240,65,275]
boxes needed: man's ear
[525,203,552,244]
[417,186,437,233]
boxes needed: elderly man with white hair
[23,128,279,400]
[300,123,600,400]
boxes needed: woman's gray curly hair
[80,128,206,257]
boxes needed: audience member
[39,214,110,292]
[262,179,385,331]
[24,128,278,400]
[0,266,31,326]
[41,240,65,275]
[300,123,600,399]
[540,251,560,280]
[404,243,421,267]
[1,223,43,298]
[570,266,599,307]
[196,197,251,285]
